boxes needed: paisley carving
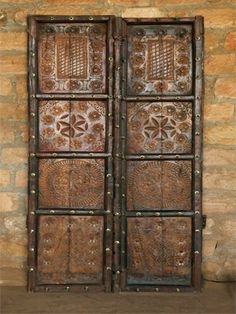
[127,25,192,95]
[127,102,192,154]
[39,159,104,209]
[127,217,192,285]
[39,100,106,152]
[38,23,107,93]
[127,161,192,211]
[37,215,104,284]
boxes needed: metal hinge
[202,215,207,229]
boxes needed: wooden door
[28,16,204,292]
[28,16,114,292]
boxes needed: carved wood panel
[127,160,192,211]
[127,102,192,154]
[127,25,193,95]
[39,158,105,209]
[127,217,192,285]
[38,23,107,93]
[39,100,106,152]
[37,215,104,284]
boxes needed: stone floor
[1,281,235,314]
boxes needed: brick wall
[0,0,235,286]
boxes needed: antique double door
[28,15,204,292]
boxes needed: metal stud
[195,250,199,254]
[122,194,125,198]
[196,96,201,100]
[30,211,35,215]
[121,176,125,181]
[84,286,89,291]
[30,112,35,117]
[136,212,141,216]
[195,210,200,215]
[66,286,70,291]
[178,212,183,215]
[31,52,35,57]
[196,36,201,40]
[31,190,35,194]
[155,212,161,216]
[72,153,76,156]
[195,229,200,232]
[140,155,144,159]
[106,228,111,232]
[50,16,54,20]
[50,210,55,213]
[106,173,112,178]
[155,288,159,292]
[195,191,200,195]
[45,287,49,292]
[69,16,74,20]
[52,153,57,156]
[195,132,200,135]
[89,211,94,215]
[30,229,34,233]
[31,173,36,177]
[136,288,140,292]
[195,170,200,175]
[108,57,113,61]
[89,16,94,20]
[114,212,120,216]
[195,154,200,159]
[195,57,201,61]
[32,73,36,77]
[106,210,111,214]
[106,266,111,270]
[31,135,35,139]
[114,241,120,245]
[29,267,34,272]
[105,248,110,252]
[108,113,112,117]
[116,270,120,274]
[196,114,200,118]
[107,191,111,195]
[30,248,34,252]
[176,288,180,292]
[70,210,75,214]
[31,95,36,98]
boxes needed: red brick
[215,78,236,99]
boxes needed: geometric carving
[39,159,104,209]
[37,215,104,284]
[147,40,174,81]
[56,35,88,79]
[127,217,192,285]
[127,161,192,211]
[127,102,192,154]
[39,100,106,152]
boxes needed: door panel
[37,215,104,284]
[38,158,105,209]
[127,102,192,154]
[127,160,192,211]
[39,100,107,152]
[38,22,107,93]
[127,24,193,95]
[127,217,192,285]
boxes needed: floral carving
[39,100,106,152]
[127,102,192,154]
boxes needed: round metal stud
[195,57,201,61]
[70,210,75,214]
[155,212,160,216]
[29,267,34,272]
[32,73,36,77]
[195,191,200,195]
[45,287,49,292]
[52,153,57,156]
[136,288,140,292]
[195,229,200,232]
[107,191,111,195]
[30,211,35,215]
[31,135,35,139]
[50,210,55,213]
[72,153,76,156]
[69,16,74,20]
[66,286,70,291]
[195,250,199,254]
[89,17,93,20]
[105,248,110,252]
[155,288,159,292]
[108,113,112,117]
[31,52,35,57]
[140,155,144,159]
[84,286,89,291]
[50,16,54,20]
[116,271,120,274]
[136,212,141,216]
[195,132,200,136]
[122,194,125,198]
[196,36,201,40]
[30,112,35,117]
[106,210,111,214]
[195,154,200,159]
[115,241,120,245]
[176,288,180,292]
[31,173,36,177]
[106,266,111,270]
[196,96,201,100]
[30,248,34,252]
[106,173,112,178]
[195,170,200,175]
[30,229,34,233]
[31,190,35,194]
[106,228,111,232]
[196,114,200,118]
[114,212,120,216]
[195,210,200,215]
[89,211,94,215]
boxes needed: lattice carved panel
[127,160,192,211]
[39,100,106,152]
[127,25,192,95]
[37,215,104,284]
[39,159,105,209]
[38,23,107,93]
[127,102,192,154]
[127,217,192,285]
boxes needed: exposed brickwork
[0,0,235,286]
